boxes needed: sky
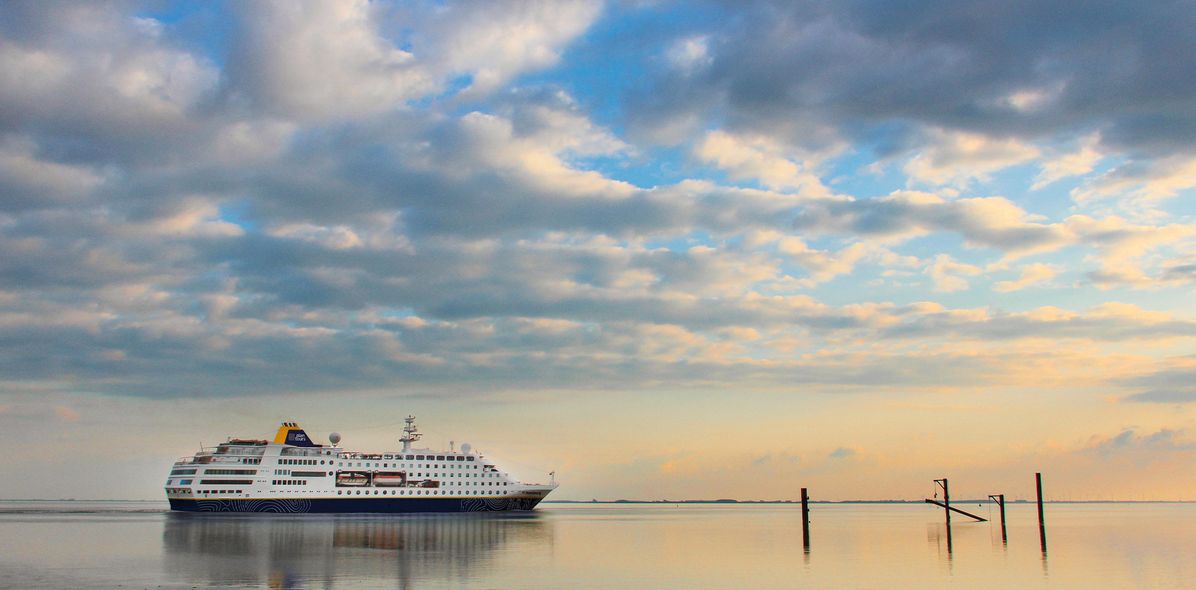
[1,0,1195,501]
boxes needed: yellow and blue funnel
[273,422,319,447]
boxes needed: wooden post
[1036,472,1047,552]
[937,478,951,525]
[989,494,1007,542]
[934,478,952,554]
[801,487,810,550]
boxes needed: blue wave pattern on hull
[170,497,543,513]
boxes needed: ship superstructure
[164,416,557,513]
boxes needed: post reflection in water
[162,512,550,588]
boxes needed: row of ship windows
[180,459,496,473]
[165,479,256,486]
[171,479,509,487]
[171,468,257,476]
[276,459,494,473]
[336,489,507,496]
[175,489,511,497]
[170,478,512,488]
[279,451,478,462]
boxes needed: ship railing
[215,446,267,456]
[279,448,328,457]
[340,452,385,460]
[176,453,263,465]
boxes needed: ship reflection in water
[163,513,550,588]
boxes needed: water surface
[0,501,1190,588]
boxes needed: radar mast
[400,415,422,452]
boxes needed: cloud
[1125,390,1196,404]
[926,254,981,292]
[0,2,221,161]
[1032,134,1103,189]
[904,129,1040,187]
[1071,155,1196,205]
[405,0,602,97]
[1120,363,1196,404]
[619,0,1196,232]
[1,0,1194,408]
[221,0,601,120]
[695,130,834,196]
[827,447,857,460]
[791,191,1071,256]
[993,263,1057,293]
[777,238,870,284]
[1066,215,1196,288]
[1081,428,1196,456]
[223,0,429,121]
[667,35,713,74]
[0,137,104,211]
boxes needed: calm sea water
[0,501,1191,589]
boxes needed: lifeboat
[373,471,407,487]
[336,471,371,487]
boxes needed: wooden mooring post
[988,494,1007,542]
[1036,472,1047,552]
[800,487,810,550]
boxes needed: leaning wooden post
[801,487,811,550]
[1036,473,1047,552]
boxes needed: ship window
[180,479,192,485]
[436,456,445,460]
[467,457,474,461]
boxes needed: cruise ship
[164,416,557,513]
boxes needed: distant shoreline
[1,498,1192,504]
[543,499,1196,504]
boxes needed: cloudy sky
[2,0,1195,501]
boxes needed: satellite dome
[460,443,472,454]
[329,432,342,446]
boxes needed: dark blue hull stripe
[168,496,544,513]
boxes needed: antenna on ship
[400,415,422,452]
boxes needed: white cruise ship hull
[165,419,558,514]
[168,490,552,513]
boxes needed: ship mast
[400,415,422,452]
